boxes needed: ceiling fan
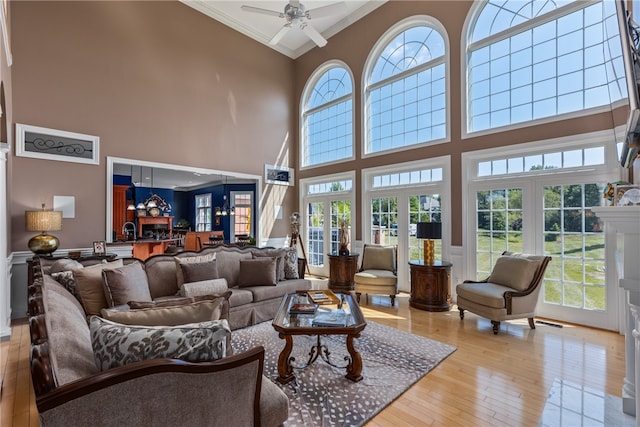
[241,0,346,47]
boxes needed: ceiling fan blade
[240,5,284,18]
[270,25,292,45]
[306,2,347,20]
[301,23,327,47]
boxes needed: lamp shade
[416,222,441,239]
[25,209,62,232]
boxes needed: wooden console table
[328,253,359,293]
[409,260,452,312]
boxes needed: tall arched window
[301,62,354,168]
[466,0,625,134]
[364,17,448,155]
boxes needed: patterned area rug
[231,321,456,427]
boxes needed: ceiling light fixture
[127,164,136,211]
[146,167,157,209]
[215,176,235,216]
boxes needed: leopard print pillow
[90,316,230,370]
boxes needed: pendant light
[135,165,146,210]
[215,175,235,216]
[146,167,157,209]
[126,164,136,211]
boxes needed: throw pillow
[50,258,84,274]
[90,317,230,370]
[128,291,232,309]
[74,260,124,316]
[100,297,226,326]
[487,256,539,292]
[237,258,277,287]
[179,278,228,297]
[101,261,152,307]
[174,253,217,287]
[128,291,232,325]
[253,249,286,281]
[283,247,299,279]
[51,270,82,303]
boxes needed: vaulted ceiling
[181,0,387,58]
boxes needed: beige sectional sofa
[28,245,311,426]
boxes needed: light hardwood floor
[0,293,627,426]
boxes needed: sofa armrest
[37,346,265,426]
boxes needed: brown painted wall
[10,1,295,251]
[294,1,620,245]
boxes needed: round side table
[408,260,452,312]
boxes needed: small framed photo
[265,164,294,186]
[93,240,106,255]
[16,123,100,165]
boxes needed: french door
[304,198,352,277]
[366,190,445,292]
[468,178,616,330]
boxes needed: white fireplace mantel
[592,206,640,424]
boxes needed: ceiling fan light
[127,203,136,211]
[136,203,146,210]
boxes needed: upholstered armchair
[354,244,398,306]
[456,251,551,335]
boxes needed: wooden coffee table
[272,291,367,384]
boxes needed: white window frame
[461,0,627,139]
[362,156,451,292]
[230,190,254,242]
[195,193,212,232]
[300,60,355,170]
[362,15,451,159]
[299,171,356,277]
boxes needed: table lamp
[416,222,441,265]
[25,204,63,255]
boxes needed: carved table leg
[276,334,295,384]
[345,332,363,382]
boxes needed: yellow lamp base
[28,233,60,255]
[423,239,435,265]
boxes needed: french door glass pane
[408,194,441,261]
[371,196,397,246]
[475,188,523,279]
[330,200,351,254]
[307,202,324,267]
[542,183,605,310]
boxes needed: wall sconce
[25,203,63,255]
[416,222,441,265]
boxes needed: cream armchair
[354,244,398,306]
[456,251,551,335]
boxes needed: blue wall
[114,174,255,238]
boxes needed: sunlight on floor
[539,379,635,427]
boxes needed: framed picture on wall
[265,164,294,186]
[93,240,106,255]
[16,123,100,165]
